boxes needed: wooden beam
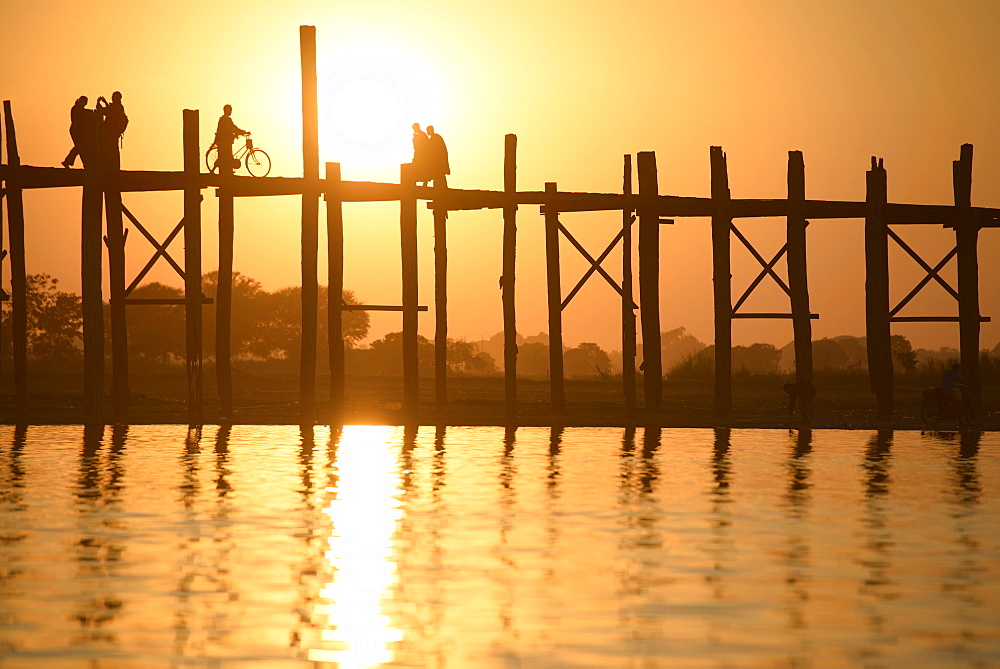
[299,24,320,421]
[636,151,661,412]
[3,101,27,415]
[787,151,813,390]
[401,162,419,421]
[343,304,429,312]
[621,155,637,413]
[433,175,448,415]
[502,134,518,421]
[326,162,345,421]
[865,157,893,418]
[954,143,981,407]
[544,182,565,414]
[183,110,203,424]
[710,146,732,419]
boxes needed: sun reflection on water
[308,426,404,667]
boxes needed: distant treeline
[3,272,999,380]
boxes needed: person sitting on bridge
[214,104,247,172]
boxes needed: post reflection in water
[309,426,404,667]
[781,429,813,638]
[0,426,998,667]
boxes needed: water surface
[1,426,998,667]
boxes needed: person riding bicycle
[939,363,964,413]
[214,104,247,172]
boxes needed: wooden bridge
[2,25,997,424]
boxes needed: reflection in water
[782,429,813,639]
[73,425,125,647]
[859,430,896,650]
[1,427,998,667]
[310,426,404,666]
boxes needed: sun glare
[319,41,446,177]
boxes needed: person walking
[214,104,247,172]
[62,96,93,168]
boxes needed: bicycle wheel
[245,148,271,177]
[920,399,939,426]
[962,402,984,427]
[205,146,219,174]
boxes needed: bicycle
[920,386,983,427]
[205,133,271,177]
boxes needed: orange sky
[3,0,1000,353]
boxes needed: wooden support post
[326,162,345,420]
[400,162,419,419]
[621,155,637,412]
[300,24,320,420]
[82,110,105,422]
[433,176,448,414]
[183,110,203,424]
[786,151,813,389]
[2,101,27,416]
[106,161,128,422]
[865,157,893,417]
[710,146,732,419]
[544,182,565,413]
[636,151,661,411]
[953,144,980,405]
[502,134,518,420]
[0,108,3,386]
[216,170,234,419]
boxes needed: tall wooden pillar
[544,182,565,413]
[82,109,105,422]
[621,155,637,412]
[216,169,234,418]
[433,176,448,413]
[106,145,128,422]
[182,110,203,423]
[636,151,661,411]
[299,24,320,419]
[710,146,732,418]
[400,163,419,419]
[953,144,980,403]
[865,157,893,417]
[326,162,345,419]
[786,151,813,388]
[2,102,27,416]
[0,108,4,386]
[502,134,518,420]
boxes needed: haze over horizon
[3,0,999,354]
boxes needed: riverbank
[2,366,996,430]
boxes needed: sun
[318,41,446,177]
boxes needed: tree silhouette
[1,274,82,363]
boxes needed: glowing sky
[3,0,999,352]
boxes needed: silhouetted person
[426,125,450,186]
[215,104,247,172]
[411,122,430,184]
[940,363,963,412]
[783,380,816,418]
[62,96,93,168]
[97,91,128,168]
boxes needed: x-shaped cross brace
[730,222,791,313]
[887,227,959,317]
[558,215,639,311]
[121,205,186,297]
